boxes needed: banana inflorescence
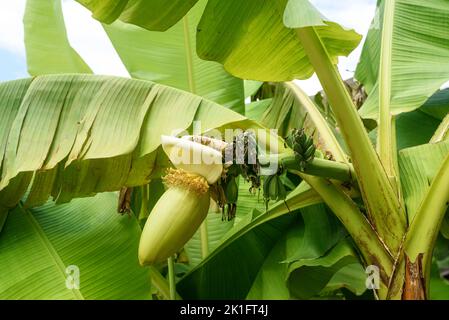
[138,136,224,266]
[138,169,211,265]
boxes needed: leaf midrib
[377,0,396,174]
[182,15,196,94]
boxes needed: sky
[0,0,377,95]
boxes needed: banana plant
[1,0,449,300]
[65,0,449,299]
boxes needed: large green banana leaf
[358,0,449,119]
[196,0,361,81]
[177,188,366,299]
[74,0,361,82]
[0,75,254,210]
[76,0,198,31]
[354,0,383,93]
[286,236,364,300]
[184,209,234,268]
[0,192,150,299]
[369,88,449,150]
[399,140,449,221]
[395,111,441,150]
[24,0,92,75]
[25,0,243,114]
[420,89,449,122]
[103,0,244,113]
[322,264,369,299]
[245,221,297,300]
[247,204,365,300]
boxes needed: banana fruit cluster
[285,128,316,171]
[263,174,287,204]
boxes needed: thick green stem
[295,27,406,254]
[282,156,356,184]
[200,221,209,258]
[295,173,393,298]
[167,256,177,300]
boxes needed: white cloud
[0,0,26,56]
